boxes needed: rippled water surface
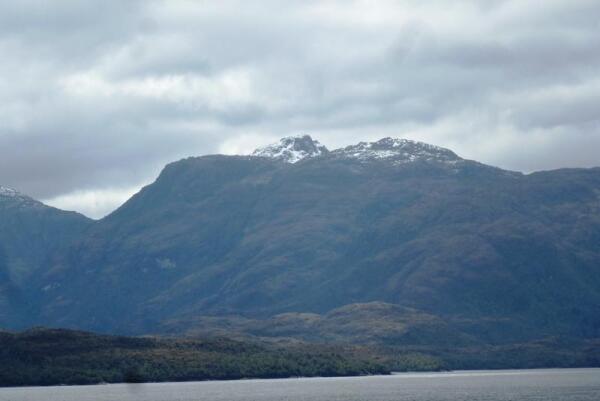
[1,369,599,401]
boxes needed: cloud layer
[2,0,600,218]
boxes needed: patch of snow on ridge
[332,137,462,165]
[252,136,465,166]
[252,135,329,164]
[0,185,39,206]
[0,186,21,197]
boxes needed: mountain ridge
[251,135,471,167]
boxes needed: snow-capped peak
[0,185,22,198]
[331,137,461,164]
[252,135,329,163]
[0,185,39,205]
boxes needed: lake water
[1,369,599,401]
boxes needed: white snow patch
[0,185,37,205]
[252,135,328,164]
[332,137,462,165]
[0,186,21,197]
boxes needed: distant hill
[1,136,600,355]
[158,302,474,347]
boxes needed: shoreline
[3,367,600,390]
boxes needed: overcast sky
[1,0,600,218]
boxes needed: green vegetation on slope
[0,328,388,387]
[2,327,599,388]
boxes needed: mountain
[0,187,92,328]
[2,136,600,350]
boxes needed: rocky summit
[252,135,329,163]
[331,138,463,165]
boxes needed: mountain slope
[0,187,92,328]
[31,136,600,342]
